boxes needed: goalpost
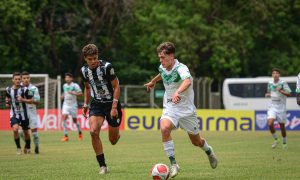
[0,74,59,130]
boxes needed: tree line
[1,0,299,84]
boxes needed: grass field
[0,130,299,179]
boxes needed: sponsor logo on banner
[0,109,124,131]
[125,109,255,131]
[255,110,300,130]
[256,113,268,129]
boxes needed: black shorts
[89,100,122,127]
[10,117,30,130]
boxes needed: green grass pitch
[0,131,299,179]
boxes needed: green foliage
[0,0,299,82]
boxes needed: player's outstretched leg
[279,123,287,150]
[73,118,83,141]
[188,134,218,169]
[61,119,69,142]
[12,124,22,155]
[268,118,279,149]
[160,119,180,178]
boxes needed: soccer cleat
[24,148,31,154]
[35,146,39,154]
[282,143,288,150]
[169,164,180,178]
[78,134,83,141]
[16,148,22,155]
[271,139,279,149]
[99,166,109,174]
[61,136,69,142]
[208,146,218,169]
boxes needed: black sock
[96,154,106,167]
[15,138,21,148]
[25,139,31,149]
[79,131,82,135]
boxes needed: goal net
[0,74,58,130]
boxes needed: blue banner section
[255,110,300,131]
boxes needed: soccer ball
[150,163,170,180]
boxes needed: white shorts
[161,109,199,135]
[27,110,40,129]
[62,105,78,118]
[267,108,286,124]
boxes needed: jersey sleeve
[106,63,117,81]
[178,65,192,80]
[5,87,11,98]
[32,87,41,102]
[74,83,82,93]
[80,67,88,82]
[282,81,291,93]
[296,73,300,93]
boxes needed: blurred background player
[265,68,291,149]
[81,44,122,174]
[296,73,300,106]
[144,42,217,178]
[18,71,41,154]
[61,73,83,141]
[5,72,31,154]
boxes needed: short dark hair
[65,73,73,77]
[82,44,98,57]
[21,71,30,76]
[157,42,175,55]
[272,68,281,74]
[12,72,21,78]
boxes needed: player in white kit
[61,73,83,142]
[20,71,41,154]
[265,68,291,149]
[296,73,300,106]
[144,42,217,178]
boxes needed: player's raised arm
[144,74,161,92]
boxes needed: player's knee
[160,127,171,137]
[90,129,99,137]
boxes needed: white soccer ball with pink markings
[150,163,170,180]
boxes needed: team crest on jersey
[110,68,115,75]
[256,113,267,129]
[28,90,34,96]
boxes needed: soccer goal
[0,74,59,130]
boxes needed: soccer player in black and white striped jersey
[5,72,32,154]
[81,44,122,174]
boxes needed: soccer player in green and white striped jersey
[265,68,291,149]
[144,42,217,178]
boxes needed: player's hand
[265,93,271,97]
[69,91,76,95]
[276,86,282,92]
[17,96,23,102]
[82,104,89,118]
[144,81,156,92]
[110,107,118,119]
[172,91,181,104]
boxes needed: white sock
[282,137,286,144]
[272,133,278,140]
[32,132,39,147]
[163,140,175,157]
[201,139,210,152]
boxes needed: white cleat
[16,148,22,155]
[208,146,218,169]
[272,140,279,149]
[170,164,180,178]
[99,166,109,174]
